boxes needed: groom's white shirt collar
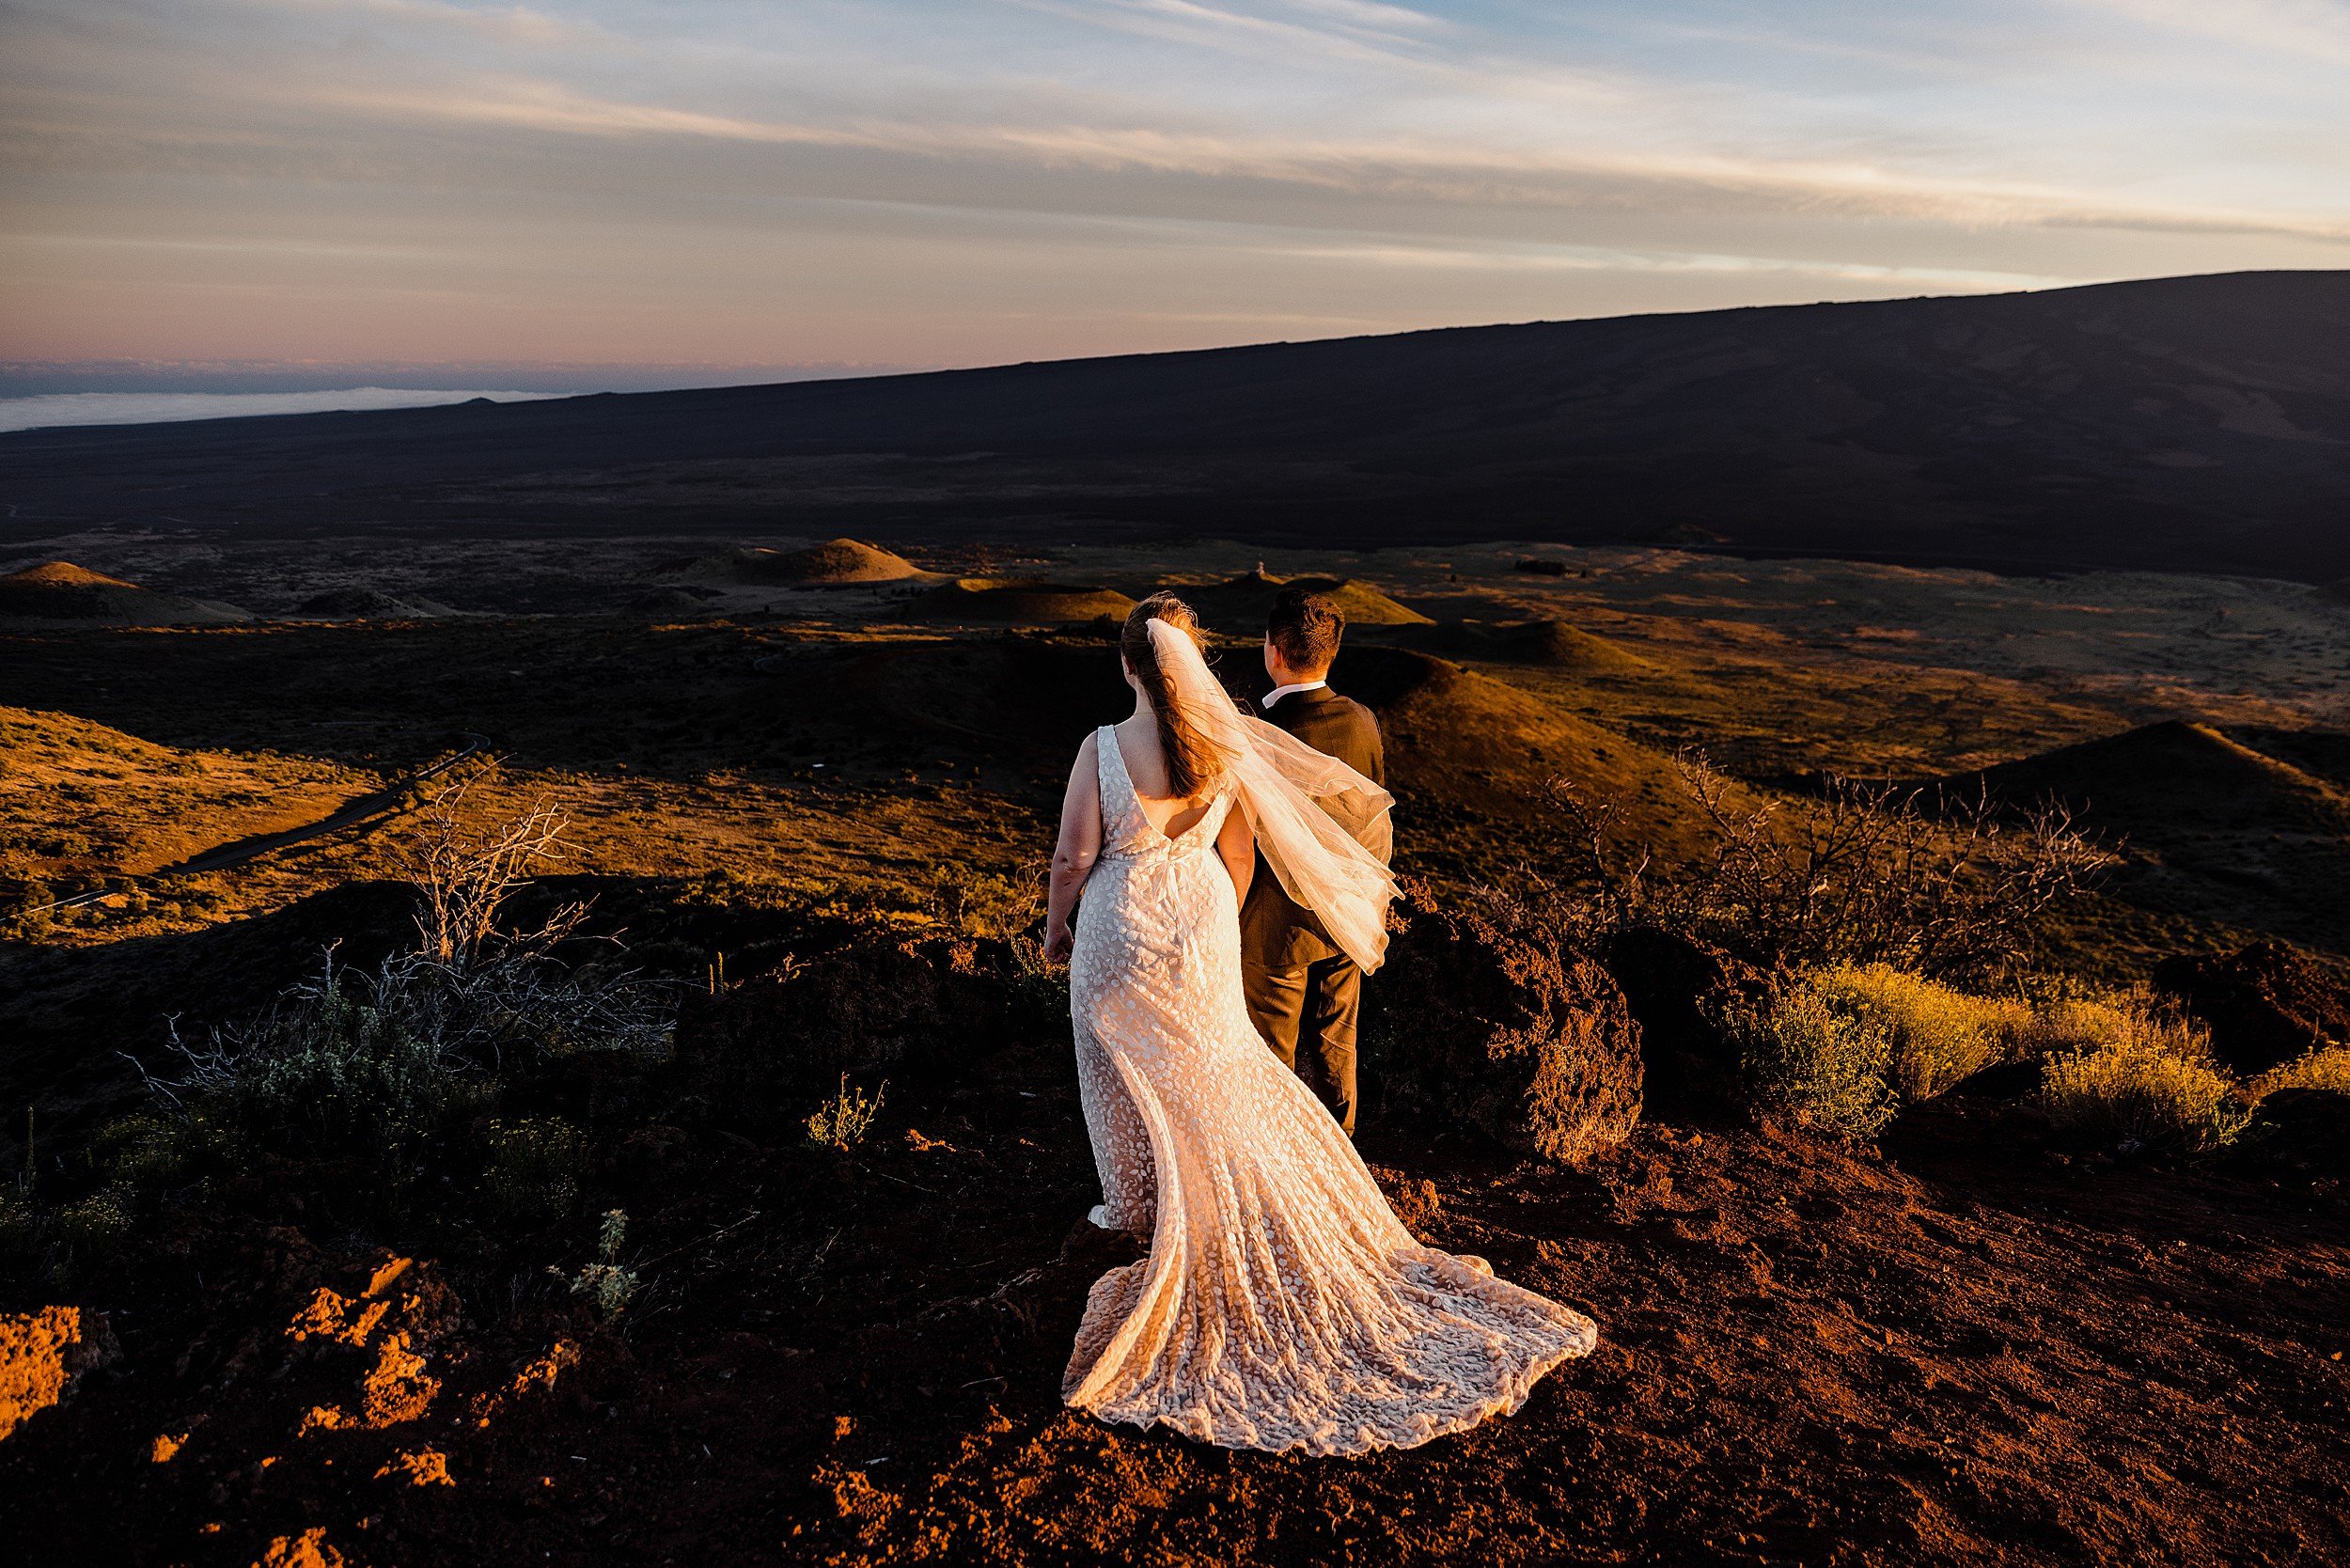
[1261,679,1327,710]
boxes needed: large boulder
[1374,889,1643,1164]
[1595,926,1773,1105]
[2152,941,2350,1075]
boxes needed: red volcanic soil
[5,1032,2346,1567]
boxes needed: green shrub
[51,1187,132,1263]
[90,1112,188,1203]
[484,1116,586,1222]
[135,940,671,1215]
[2038,1003,2249,1153]
[138,961,472,1213]
[226,987,460,1175]
[1720,986,1898,1144]
[549,1208,639,1319]
[1812,964,2031,1103]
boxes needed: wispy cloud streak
[0,0,2342,368]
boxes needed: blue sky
[3,0,2344,380]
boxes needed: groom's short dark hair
[1267,587,1342,673]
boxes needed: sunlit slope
[0,706,358,888]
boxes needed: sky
[3,0,2346,389]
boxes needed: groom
[1242,586,1386,1137]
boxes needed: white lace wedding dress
[1064,723,1598,1455]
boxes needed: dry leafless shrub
[397,756,577,966]
[1535,752,2116,981]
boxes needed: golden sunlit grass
[1718,984,1900,1145]
[0,705,358,902]
[2250,1045,2350,1100]
[2036,1001,2250,1153]
[1811,964,2032,1102]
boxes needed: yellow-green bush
[2250,1045,2350,1100]
[1718,987,1899,1144]
[2037,1001,2248,1153]
[1812,964,2031,1103]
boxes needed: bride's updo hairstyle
[1121,592,1222,799]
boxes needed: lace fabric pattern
[1065,725,1598,1456]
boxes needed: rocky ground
[4,912,2346,1568]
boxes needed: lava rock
[2234,1088,2350,1178]
[2152,940,2350,1075]
[1374,888,1643,1164]
[1945,1058,2047,1100]
[1594,926,1773,1105]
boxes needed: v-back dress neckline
[1104,723,1215,847]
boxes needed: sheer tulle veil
[1145,618,1397,972]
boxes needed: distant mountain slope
[4,271,2347,578]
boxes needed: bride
[1042,592,1596,1456]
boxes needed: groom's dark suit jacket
[1239,684,1386,969]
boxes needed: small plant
[51,1187,132,1265]
[2038,1006,2250,1154]
[925,860,1046,942]
[1811,964,2031,1104]
[806,1076,886,1149]
[1719,985,1899,1144]
[550,1208,639,1318]
[90,1112,187,1203]
[484,1117,587,1222]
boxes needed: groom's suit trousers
[1240,682,1386,1139]
[1244,954,1361,1136]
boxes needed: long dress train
[1065,725,1597,1456]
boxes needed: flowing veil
[1146,618,1397,972]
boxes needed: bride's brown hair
[1121,592,1221,799]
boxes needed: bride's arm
[1043,734,1103,964]
[1214,796,1254,910]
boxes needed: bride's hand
[1043,923,1073,964]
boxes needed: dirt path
[28,732,488,915]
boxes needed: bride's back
[1110,715,1217,839]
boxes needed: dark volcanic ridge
[894,578,1138,623]
[296,588,457,620]
[1166,569,1433,635]
[4,272,2348,578]
[663,538,933,587]
[1954,719,2350,953]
